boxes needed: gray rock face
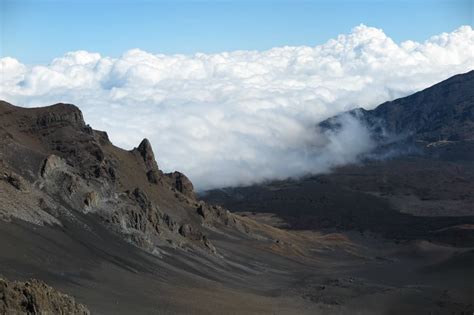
[41,155,67,177]
[0,277,90,315]
[83,191,99,208]
[0,100,247,257]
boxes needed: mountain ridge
[320,69,474,144]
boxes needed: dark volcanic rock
[135,138,161,184]
[166,171,196,199]
[34,103,86,130]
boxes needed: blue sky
[1,0,472,64]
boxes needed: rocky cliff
[0,100,249,257]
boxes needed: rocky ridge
[0,100,250,256]
[320,70,474,148]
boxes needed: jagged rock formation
[133,138,161,184]
[0,100,247,256]
[0,277,89,315]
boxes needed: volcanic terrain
[1,71,474,314]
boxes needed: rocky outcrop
[0,162,61,226]
[1,171,29,192]
[197,202,235,224]
[0,277,90,315]
[41,155,67,178]
[0,100,235,258]
[34,103,86,130]
[135,138,161,184]
[83,191,99,208]
[166,171,195,199]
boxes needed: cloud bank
[1,25,473,190]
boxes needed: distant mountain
[321,70,474,143]
[203,71,474,244]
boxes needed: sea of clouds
[1,25,473,190]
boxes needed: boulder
[41,155,67,177]
[0,277,90,315]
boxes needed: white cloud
[1,25,473,190]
